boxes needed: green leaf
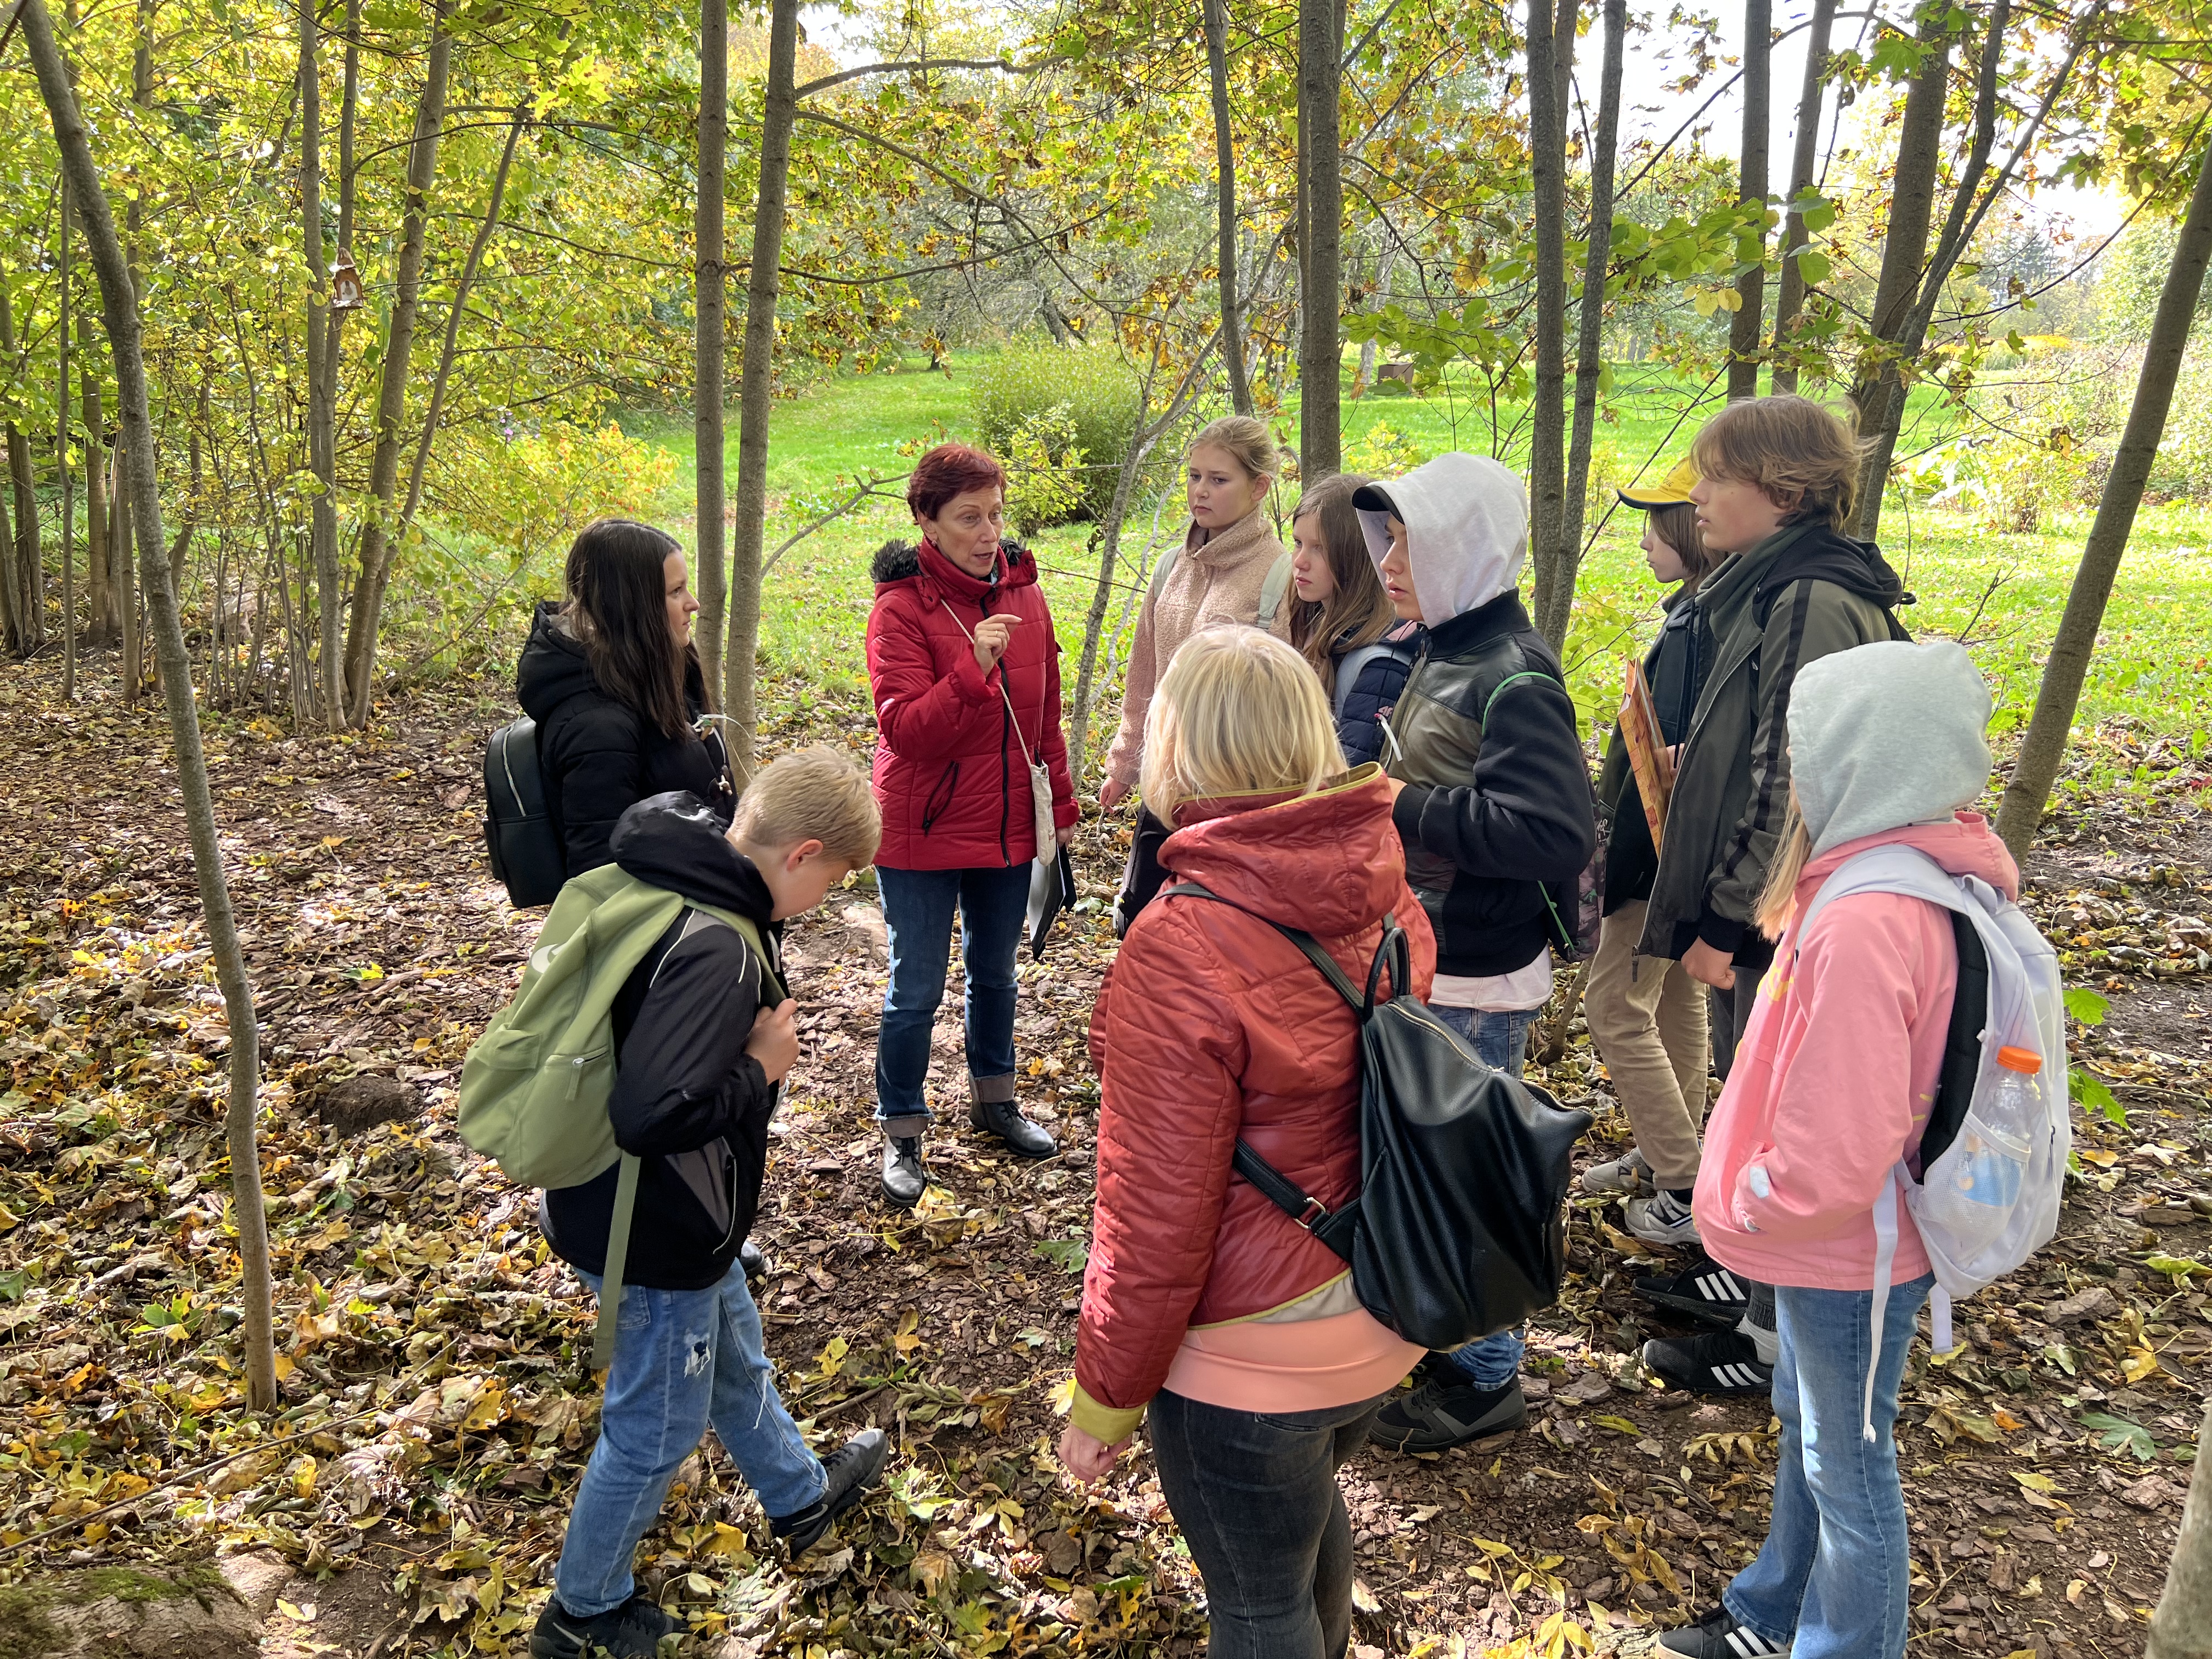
[2080,1412,2157,1462]
[1032,1238,1087,1274]
[1793,249,1832,286]
[2069,1066,2125,1126]
[2063,986,2109,1026]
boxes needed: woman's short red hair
[907,443,1007,521]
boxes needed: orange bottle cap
[1996,1046,2042,1074]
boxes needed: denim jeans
[1724,1273,1934,1659]
[553,1263,826,1617]
[1431,1002,1534,1386]
[874,863,1032,1123]
[1148,1389,1385,1659]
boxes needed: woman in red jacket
[864,443,1077,1206]
[1059,627,1434,1659]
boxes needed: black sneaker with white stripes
[1633,1252,1751,1330]
[1643,1330,1774,1396]
[1657,1603,1791,1656]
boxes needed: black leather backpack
[1165,883,1594,1350]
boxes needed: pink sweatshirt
[1693,814,2021,1293]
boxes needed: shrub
[971,343,1146,520]
[1001,403,1091,535]
[428,418,678,562]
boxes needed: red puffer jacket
[865,539,1078,870]
[1075,768,1435,1427]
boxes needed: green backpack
[458,861,783,1370]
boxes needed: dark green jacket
[1384,591,1597,978]
[1638,521,1908,964]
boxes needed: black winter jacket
[515,602,729,877]
[1598,590,1706,915]
[1383,591,1598,977]
[1331,620,1423,769]
[539,794,785,1290]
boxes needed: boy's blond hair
[1139,628,1345,822]
[1691,395,1864,530]
[730,743,882,867]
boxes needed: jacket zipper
[981,588,1010,864]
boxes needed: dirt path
[0,657,2204,1657]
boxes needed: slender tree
[1994,139,2212,862]
[724,0,802,770]
[1297,0,1345,478]
[1769,0,1836,393]
[0,433,18,656]
[300,0,343,727]
[2148,1387,2212,1657]
[1204,0,1252,417]
[1526,0,1574,611]
[81,374,109,644]
[340,2,453,724]
[695,0,730,705]
[1725,0,1772,400]
[19,0,278,1414]
[58,165,75,701]
[0,269,44,653]
[1543,0,1625,649]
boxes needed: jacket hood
[1787,639,1992,855]
[516,601,596,721]
[1357,453,1527,624]
[1797,812,2019,905]
[1159,766,1410,939]
[1745,522,1907,625]
[611,792,775,922]
[870,538,1039,602]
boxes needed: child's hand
[1682,938,1736,991]
[745,998,800,1083]
[1099,777,1130,812]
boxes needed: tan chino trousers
[1583,899,1711,1192]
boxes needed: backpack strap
[1922,911,1989,1170]
[1147,541,1181,603]
[592,1153,642,1374]
[1256,551,1295,631]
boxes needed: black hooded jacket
[539,793,785,1290]
[515,601,730,877]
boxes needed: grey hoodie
[1787,640,1993,855]
[1357,453,1528,624]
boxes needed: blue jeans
[554,1264,826,1617]
[1431,1003,1536,1386]
[1724,1273,1934,1659]
[874,864,1032,1124]
[1149,1389,1385,1659]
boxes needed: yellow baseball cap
[1616,456,1700,509]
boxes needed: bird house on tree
[329,251,365,312]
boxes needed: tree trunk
[1846,13,1950,540]
[115,428,135,692]
[1725,0,1771,401]
[20,0,278,1416]
[319,0,360,717]
[2147,1388,2212,1658]
[1525,0,1574,619]
[339,3,452,726]
[82,374,108,644]
[1768,0,1836,394]
[695,0,729,707]
[1993,142,2212,865]
[0,272,44,652]
[1542,0,1624,651]
[124,0,151,701]
[59,163,76,701]
[0,436,19,656]
[1297,0,1345,479]
[723,0,801,772]
[1204,0,1252,417]
[300,0,343,729]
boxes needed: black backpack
[484,718,567,907]
[1164,884,1594,1350]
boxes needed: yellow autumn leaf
[2079,1149,2119,1167]
[1470,1536,1514,1557]
[2121,1347,2161,1384]
[2013,1470,2062,1494]
[0,1203,18,1233]
[1046,1376,1076,1415]
[462,1379,508,1431]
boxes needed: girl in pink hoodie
[1660,640,2007,1659]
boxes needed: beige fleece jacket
[1103,507,1290,790]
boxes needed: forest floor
[0,651,2208,1659]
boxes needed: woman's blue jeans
[552,1264,825,1617]
[1724,1273,1934,1659]
[874,864,1031,1125]
[1432,1003,1536,1386]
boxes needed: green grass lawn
[628,351,2212,785]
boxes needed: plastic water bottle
[1947,1046,2042,1209]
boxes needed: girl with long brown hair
[1285,471,1420,768]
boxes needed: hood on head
[1355,453,1527,624]
[1159,766,1409,939]
[1787,640,1992,856]
[611,791,773,922]
[516,600,593,721]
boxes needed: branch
[794,54,1035,100]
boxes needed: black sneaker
[1657,1603,1791,1656]
[881,1135,927,1207]
[531,1592,678,1659]
[1644,1330,1774,1396]
[739,1239,769,1279]
[770,1427,890,1555]
[1633,1252,1751,1330]
[1369,1373,1526,1453]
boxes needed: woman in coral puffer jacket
[1058,628,1435,1659]
[864,444,1077,1207]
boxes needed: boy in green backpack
[532,748,890,1659]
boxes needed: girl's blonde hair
[1138,628,1345,822]
[1288,472,1397,688]
[1690,395,1864,531]
[1756,792,1813,939]
[1186,414,1284,482]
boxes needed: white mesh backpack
[1794,844,2069,1439]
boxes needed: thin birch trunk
[695,0,729,705]
[21,0,278,1415]
[2146,1389,2212,1658]
[1724,0,1771,402]
[59,165,75,700]
[82,374,108,643]
[1768,0,1836,394]
[0,272,43,652]
[1525,0,1573,616]
[1204,0,1252,417]
[1296,0,1345,478]
[300,0,343,729]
